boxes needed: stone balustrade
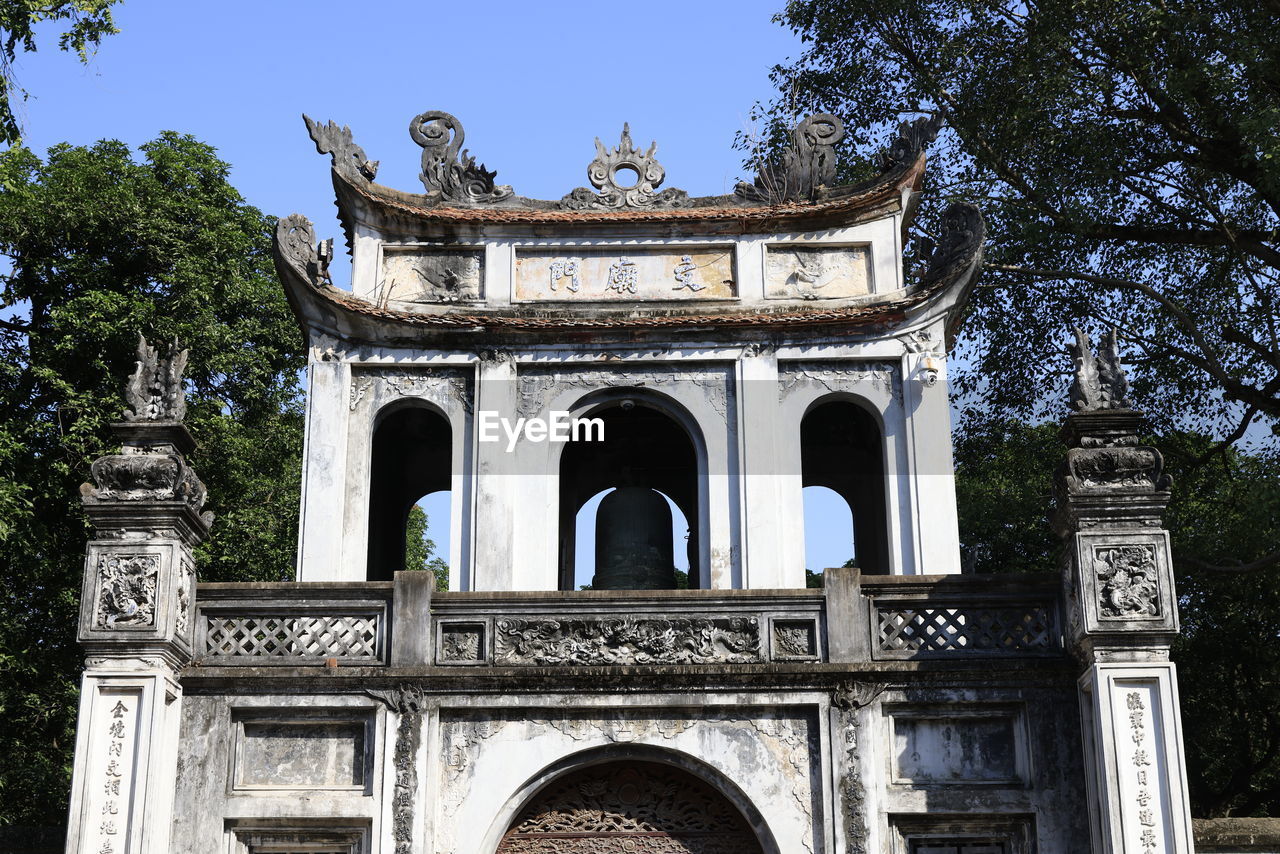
[189,572,1064,668]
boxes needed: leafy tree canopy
[0,1,121,144]
[0,133,304,825]
[404,503,451,592]
[754,0,1279,446]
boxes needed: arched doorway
[495,760,764,853]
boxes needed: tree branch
[1180,551,1280,574]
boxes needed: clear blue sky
[15,0,859,575]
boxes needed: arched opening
[495,759,765,853]
[558,398,701,590]
[367,404,451,582]
[801,399,889,574]
[574,488,692,590]
[803,484,854,585]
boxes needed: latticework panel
[202,614,381,662]
[876,604,1057,655]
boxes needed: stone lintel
[110,420,196,455]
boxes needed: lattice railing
[199,612,383,664]
[874,602,1059,656]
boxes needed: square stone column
[65,419,211,854]
[1055,409,1195,853]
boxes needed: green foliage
[403,503,450,591]
[759,0,1279,438]
[954,418,1062,574]
[0,133,305,825]
[0,1,121,144]
[805,568,825,588]
[950,417,1280,814]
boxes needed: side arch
[483,745,781,854]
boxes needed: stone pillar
[1055,407,1195,853]
[64,338,212,854]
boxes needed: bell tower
[278,111,979,590]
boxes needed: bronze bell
[593,487,677,590]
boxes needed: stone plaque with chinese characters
[515,247,736,301]
[383,247,484,303]
[765,245,871,300]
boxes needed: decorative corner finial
[303,114,379,182]
[273,214,333,290]
[124,333,188,423]
[561,123,691,210]
[922,202,985,288]
[1068,327,1134,412]
[736,113,846,204]
[409,110,513,204]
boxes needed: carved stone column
[1055,330,1195,854]
[64,338,212,854]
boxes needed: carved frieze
[410,110,513,204]
[348,369,472,413]
[515,366,731,421]
[87,453,208,512]
[560,124,690,210]
[778,361,899,401]
[514,248,735,302]
[765,245,871,300]
[492,616,761,666]
[94,554,161,630]
[1065,445,1169,493]
[1093,544,1161,618]
[382,247,483,303]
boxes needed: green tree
[950,418,1280,814]
[0,1,121,144]
[0,133,305,825]
[404,503,450,591]
[755,0,1278,452]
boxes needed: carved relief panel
[766,244,872,300]
[382,246,484,303]
[1071,532,1177,638]
[515,247,736,301]
[79,541,191,654]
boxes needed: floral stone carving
[493,617,760,666]
[1093,545,1160,618]
[95,554,161,629]
[1065,445,1169,492]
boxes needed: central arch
[495,758,766,853]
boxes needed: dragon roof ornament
[410,110,514,204]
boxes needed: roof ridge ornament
[1068,327,1134,412]
[736,113,846,204]
[560,123,691,210]
[410,110,513,204]
[303,115,380,183]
